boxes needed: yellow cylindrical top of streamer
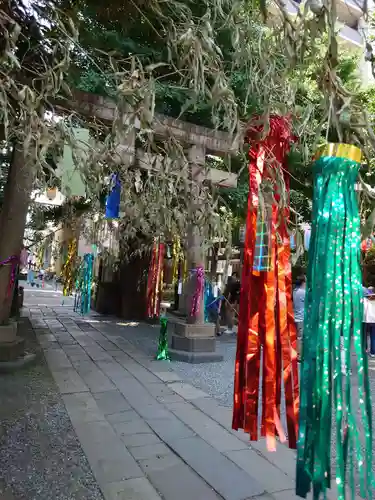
[314,143,362,163]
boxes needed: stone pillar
[169,145,223,363]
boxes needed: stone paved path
[23,284,351,500]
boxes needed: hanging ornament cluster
[233,115,299,451]
[62,239,77,296]
[146,239,165,318]
[105,173,121,219]
[74,253,94,315]
[297,144,372,500]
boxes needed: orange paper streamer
[232,115,299,450]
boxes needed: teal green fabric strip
[296,156,372,499]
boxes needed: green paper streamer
[156,317,170,360]
[296,155,372,499]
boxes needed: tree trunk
[0,144,34,325]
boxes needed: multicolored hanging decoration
[232,115,299,451]
[74,253,94,315]
[146,239,165,318]
[0,255,19,297]
[204,279,212,322]
[156,316,170,360]
[296,144,372,500]
[190,265,205,318]
[62,239,77,296]
[105,173,121,219]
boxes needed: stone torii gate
[61,90,239,362]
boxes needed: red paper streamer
[233,115,299,449]
[147,240,165,318]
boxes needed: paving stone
[106,410,140,424]
[84,346,113,361]
[129,443,171,460]
[52,369,89,394]
[44,348,73,370]
[153,371,182,383]
[93,390,132,415]
[101,478,162,500]
[145,462,221,500]
[76,337,98,347]
[138,453,183,472]
[168,404,246,453]
[144,384,176,399]
[131,401,171,420]
[225,449,294,493]
[38,337,58,348]
[62,342,86,353]
[169,436,265,500]
[73,420,143,482]
[146,416,195,440]
[120,433,162,448]
[250,440,296,478]
[54,333,77,345]
[156,394,185,405]
[80,369,116,392]
[193,397,233,426]
[97,361,134,383]
[119,364,162,385]
[106,349,124,357]
[96,339,120,351]
[112,420,153,436]
[62,392,106,423]
[167,382,209,400]
[38,333,57,342]
[72,359,98,373]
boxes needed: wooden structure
[61,90,240,362]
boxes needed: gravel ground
[0,317,104,500]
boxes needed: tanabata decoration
[296,144,372,500]
[62,239,77,296]
[156,316,170,360]
[59,128,88,197]
[74,253,94,315]
[0,255,19,296]
[190,265,205,318]
[232,115,299,452]
[147,240,165,318]
[105,174,121,219]
[204,280,212,322]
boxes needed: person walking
[223,272,240,335]
[293,275,306,359]
[363,285,375,356]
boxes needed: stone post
[169,145,223,362]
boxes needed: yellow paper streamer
[62,239,77,296]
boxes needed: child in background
[206,284,224,336]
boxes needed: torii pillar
[169,145,223,363]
